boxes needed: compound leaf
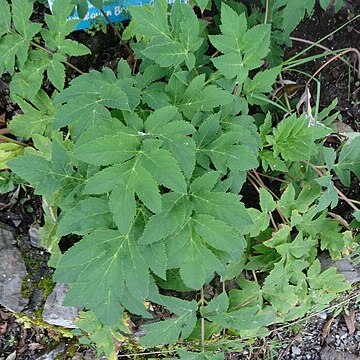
[54,70,139,138]
[193,214,245,253]
[210,5,270,81]
[267,114,330,161]
[55,229,149,324]
[192,191,252,233]
[0,1,11,37]
[9,90,56,139]
[8,139,77,196]
[128,0,171,38]
[139,149,187,193]
[0,0,42,74]
[56,197,113,236]
[140,296,197,346]
[333,136,360,187]
[74,132,140,166]
[140,193,191,244]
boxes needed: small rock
[318,312,328,320]
[0,224,28,312]
[42,283,79,328]
[294,334,303,343]
[134,328,147,337]
[28,288,46,311]
[28,225,42,248]
[35,344,66,360]
[320,253,360,284]
[339,330,348,341]
[291,346,301,355]
[320,345,359,360]
[5,352,16,360]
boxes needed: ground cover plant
[0,0,360,358]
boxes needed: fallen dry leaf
[27,342,44,351]
[275,83,305,98]
[333,120,354,133]
[343,309,356,335]
[0,113,6,125]
[296,86,316,125]
[321,316,334,342]
[0,321,8,334]
[0,309,11,320]
[17,329,27,354]
[0,202,9,211]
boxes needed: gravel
[279,299,360,360]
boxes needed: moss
[15,313,75,338]
[21,272,55,301]
[33,308,43,320]
[62,343,79,358]
[37,275,55,299]
[21,274,32,298]
[22,252,42,271]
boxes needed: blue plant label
[47,1,178,31]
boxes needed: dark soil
[283,0,360,224]
[284,0,360,130]
[0,1,359,359]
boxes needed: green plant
[1,0,359,359]
[0,0,90,101]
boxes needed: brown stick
[254,171,290,184]
[30,41,84,75]
[0,128,10,135]
[247,171,288,226]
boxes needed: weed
[0,0,359,359]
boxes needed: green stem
[290,37,359,77]
[283,14,360,66]
[306,48,360,84]
[250,94,291,114]
[264,0,269,24]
